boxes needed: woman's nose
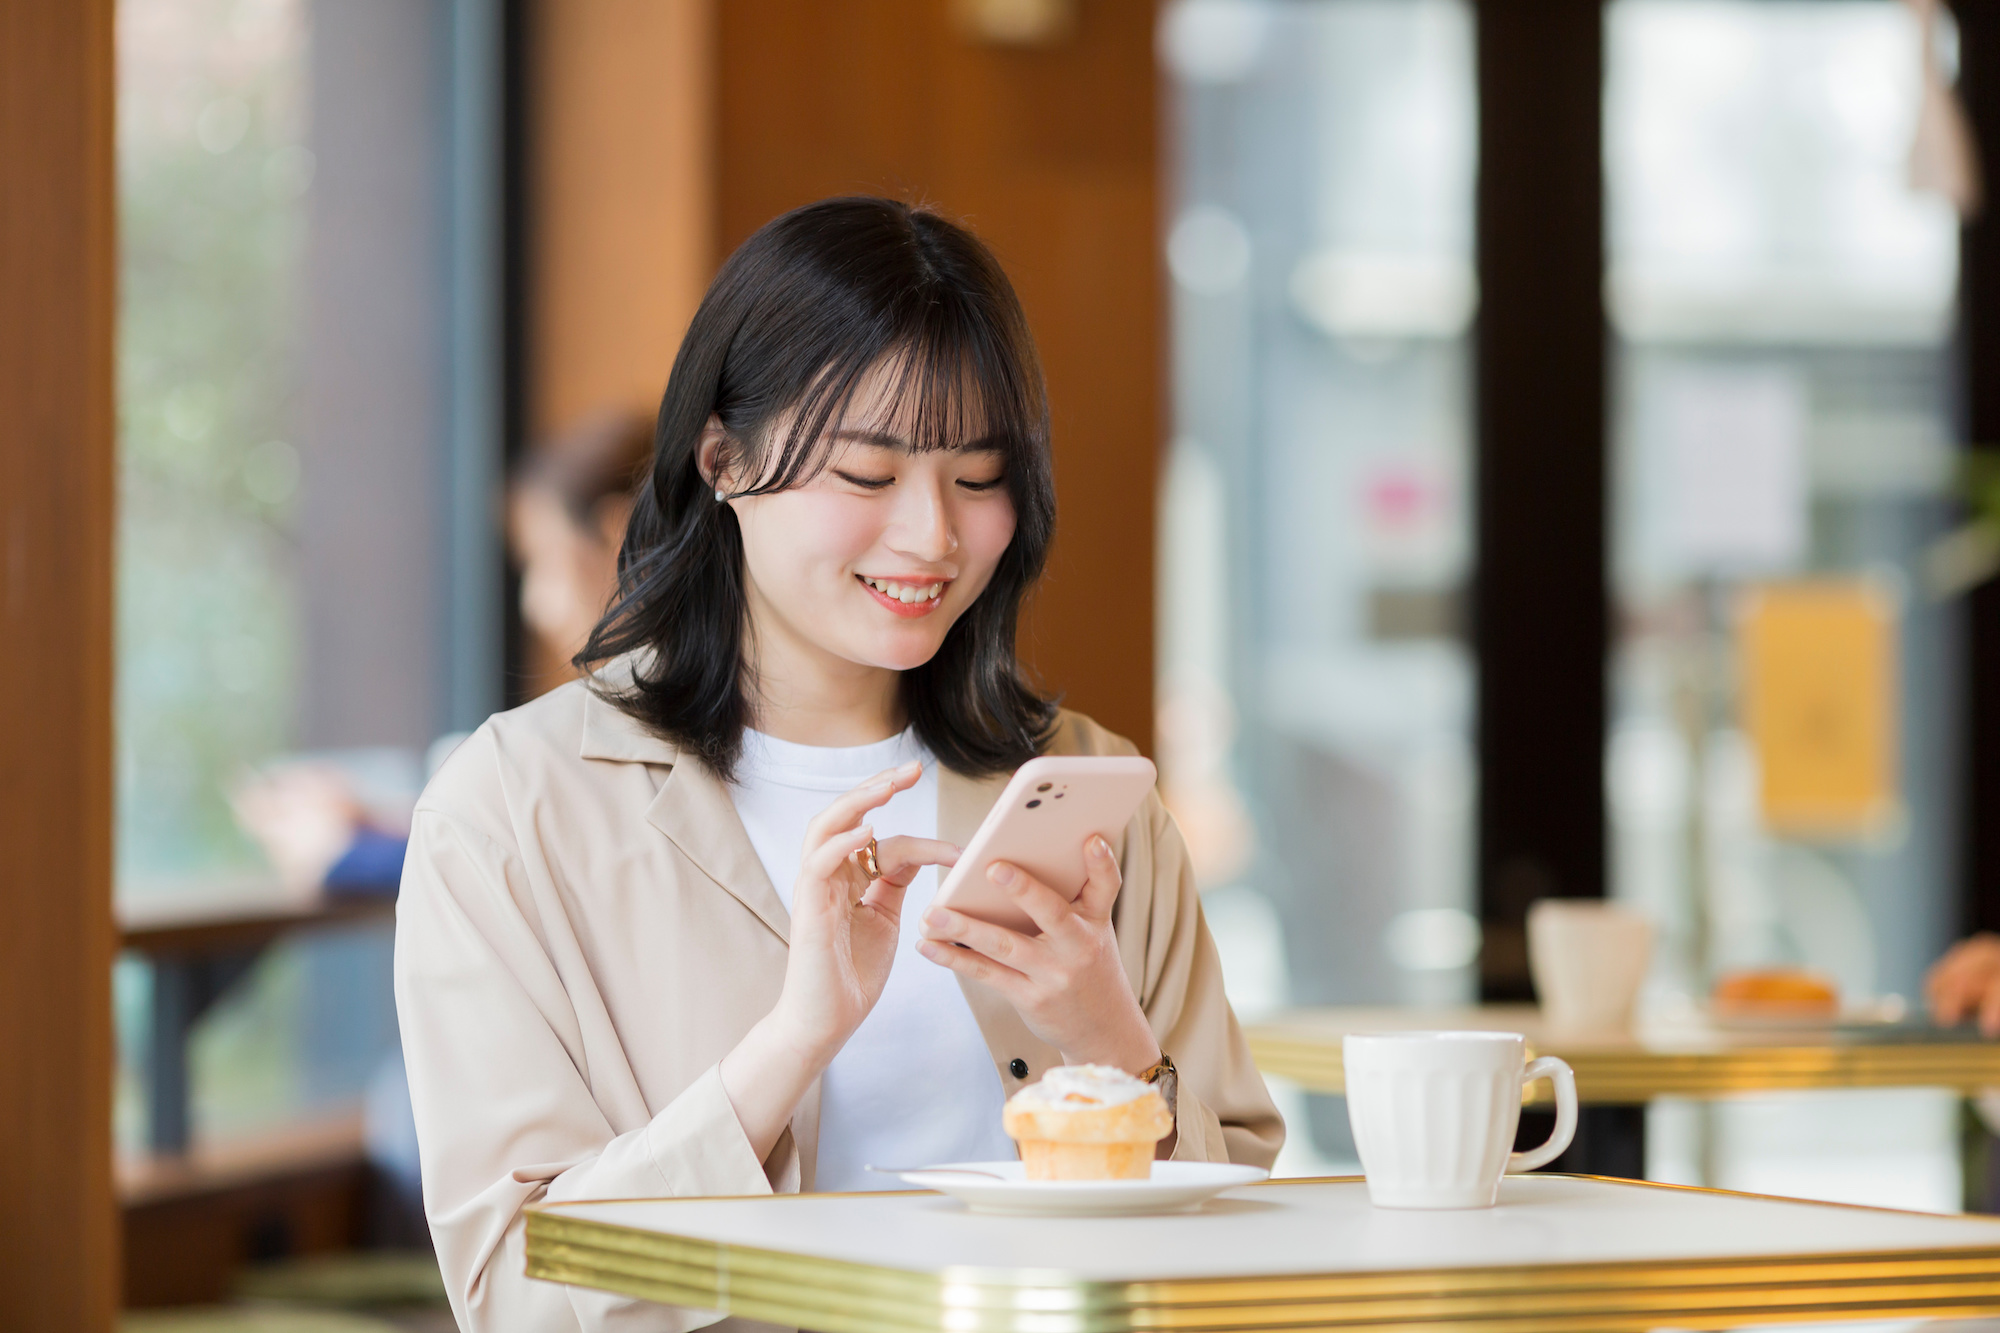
[889,480,959,560]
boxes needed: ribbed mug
[1343,1030,1577,1209]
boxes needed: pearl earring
[714,488,726,503]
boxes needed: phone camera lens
[1026,799,1042,808]
[1036,783,1053,792]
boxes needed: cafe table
[1245,1005,2000,1179]
[120,882,397,1156]
[525,1173,2000,1331]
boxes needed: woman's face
[721,368,1017,679]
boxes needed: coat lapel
[644,757,791,945]
[579,684,819,1178]
[937,763,1062,1087]
[580,689,791,945]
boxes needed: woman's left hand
[915,834,1161,1073]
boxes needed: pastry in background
[1002,1064,1173,1181]
[1712,968,1840,1020]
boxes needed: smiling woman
[393,196,1282,1333]
[583,196,1058,779]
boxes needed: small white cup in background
[1527,899,1655,1036]
[1344,1030,1577,1209]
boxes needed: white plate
[1702,996,1911,1032]
[897,1160,1269,1216]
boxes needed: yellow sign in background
[1740,581,1897,838]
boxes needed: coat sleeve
[1118,791,1287,1169]
[395,805,795,1333]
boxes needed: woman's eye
[956,475,1006,493]
[833,470,895,491]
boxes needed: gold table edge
[521,1177,2000,1330]
[1245,1028,2000,1100]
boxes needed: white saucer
[896,1160,1269,1216]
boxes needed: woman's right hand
[770,759,958,1058]
[719,760,959,1163]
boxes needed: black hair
[577,196,1059,779]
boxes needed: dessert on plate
[1002,1063,1173,1181]
[1711,967,1840,1021]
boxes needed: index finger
[868,835,961,887]
[803,760,923,848]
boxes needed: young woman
[395,197,1284,1333]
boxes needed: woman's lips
[857,574,947,618]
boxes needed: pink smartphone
[932,755,1158,935]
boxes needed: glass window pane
[118,0,310,890]
[114,0,460,1159]
[1162,0,1478,1169]
[1606,0,1963,1209]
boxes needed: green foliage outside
[118,0,308,890]
[116,0,319,1153]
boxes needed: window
[118,0,310,890]
[1606,0,1964,1209]
[114,0,505,1154]
[1161,0,1479,1168]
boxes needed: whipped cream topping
[1010,1063,1152,1110]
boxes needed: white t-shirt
[727,727,1017,1190]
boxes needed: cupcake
[1002,1064,1173,1181]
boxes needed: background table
[120,885,396,1155]
[1246,1005,2000,1180]
[526,1175,2000,1332]
[1246,1005,2000,1099]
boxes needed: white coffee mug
[1343,1030,1578,1209]
[1527,899,1655,1035]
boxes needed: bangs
[721,283,1045,497]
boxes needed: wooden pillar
[0,0,120,1326]
[715,0,1161,753]
[1473,0,1608,997]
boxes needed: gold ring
[855,837,881,882]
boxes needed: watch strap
[1138,1052,1178,1120]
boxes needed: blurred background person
[509,409,655,676]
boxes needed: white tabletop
[526,1176,2000,1331]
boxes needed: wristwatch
[1138,1052,1178,1119]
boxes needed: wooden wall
[525,2,1160,743]
[715,0,1162,753]
[528,0,715,440]
[0,0,120,1326]
[523,0,715,696]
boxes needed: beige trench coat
[394,678,1284,1333]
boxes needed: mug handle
[1507,1055,1578,1174]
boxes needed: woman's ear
[696,414,732,495]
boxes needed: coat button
[1008,1058,1029,1079]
